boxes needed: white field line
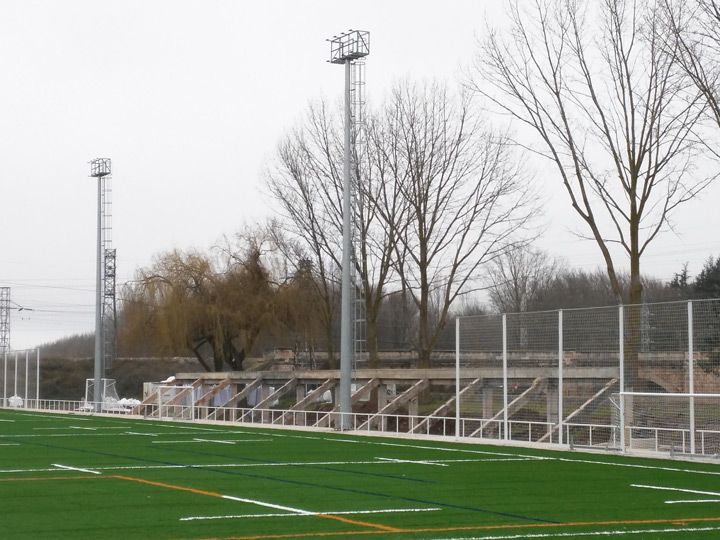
[221,495,311,515]
[665,499,720,504]
[34,426,126,431]
[180,507,441,521]
[376,457,448,467]
[0,419,15,422]
[52,463,101,475]
[268,431,720,478]
[151,438,271,445]
[0,457,519,475]
[193,438,237,445]
[431,525,720,539]
[268,433,544,460]
[0,443,20,446]
[134,422,226,433]
[631,483,720,498]
[0,431,221,439]
[555,457,720,478]
[2,412,90,420]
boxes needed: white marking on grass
[5,412,90,420]
[376,457,448,467]
[0,419,15,422]
[0,457,546,476]
[192,438,237,445]
[180,507,440,521]
[34,426,125,431]
[221,495,311,515]
[52,463,101,475]
[430,525,720,539]
[151,438,270,445]
[0,443,20,446]
[665,499,720,504]
[631,483,720,498]
[0,431,227,439]
[556,457,720,478]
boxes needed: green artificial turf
[1,408,719,539]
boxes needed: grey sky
[1,0,718,350]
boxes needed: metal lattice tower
[350,57,368,368]
[101,172,117,371]
[103,248,117,370]
[0,287,10,356]
[90,158,115,405]
[329,29,369,428]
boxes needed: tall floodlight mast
[328,30,369,430]
[90,158,111,407]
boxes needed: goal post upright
[688,301,695,455]
[619,305,625,452]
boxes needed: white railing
[6,399,719,458]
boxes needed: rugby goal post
[618,391,720,456]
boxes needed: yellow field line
[6,474,718,539]
[207,515,720,540]
[111,475,399,533]
[0,475,100,482]
[111,475,225,499]
[316,513,402,532]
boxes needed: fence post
[36,349,40,407]
[14,351,18,398]
[558,310,563,446]
[503,313,508,441]
[455,317,460,440]
[2,351,6,407]
[24,350,29,407]
[688,301,695,455]
[619,305,625,452]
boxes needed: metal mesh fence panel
[620,393,720,455]
[457,314,503,439]
[505,310,558,443]
[692,300,720,388]
[562,306,620,449]
[457,298,720,456]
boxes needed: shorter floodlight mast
[327,30,369,430]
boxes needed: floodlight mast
[328,30,369,430]
[90,158,111,410]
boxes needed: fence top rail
[456,297,720,321]
[619,392,720,398]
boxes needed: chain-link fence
[457,299,720,456]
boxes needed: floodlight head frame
[90,158,112,178]
[329,30,369,64]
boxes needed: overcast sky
[2,0,719,350]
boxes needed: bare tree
[474,0,709,308]
[266,102,402,367]
[488,247,560,313]
[384,82,536,367]
[473,0,715,387]
[663,0,720,131]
